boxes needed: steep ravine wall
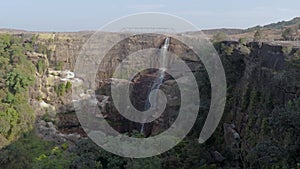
[41,34,300,136]
[219,41,300,167]
[33,34,300,167]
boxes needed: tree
[36,44,48,54]
[286,50,300,69]
[0,34,11,57]
[6,67,35,94]
[220,43,234,55]
[0,107,19,138]
[125,157,162,169]
[282,27,297,41]
[238,37,247,45]
[32,147,76,169]
[55,61,64,70]
[54,83,66,96]
[282,45,293,55]
[65,81,72,92]
[71,139,124,169]
[4,92,14,104]
[37,59,47,74]
[253,30,263,42]
[269,98,300,166]
[8,43,24,63]
[0,34,36,146]
[212,32,228,43]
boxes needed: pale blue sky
[1,0,300,31]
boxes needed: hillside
[256,17,300,30]
[201,17,300,42]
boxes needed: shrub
[282,45,293,55]
[54,83,65,96]
[37,59,47,74]
[238,37,247,45]
[220,43,234,55]
[253,30,263,42]
[240,45,251,55]
[55,61,64,70]
[212,32,228,43]
[282,27,297,41]
[65,81,72,92]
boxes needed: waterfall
[140,37,170,134]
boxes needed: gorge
[0,29,299,168]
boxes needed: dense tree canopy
[0,34,36,146]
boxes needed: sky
[1,0,300,32]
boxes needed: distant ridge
[0,28,96,34]
[247,17,300,31]
[1,17,299,34]
[202,28,245,35]
[0,28,29,34]
[263,17,300,29]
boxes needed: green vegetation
[282,27,298,40]
[54,83,66,96]
[238,37,247,45]
[0,131,77,169]
[240,45,251,55]
[238,38,251,55]
[36,42,49,55]
[37,59,47,74]
[32,146,76,169]
[65,81,72,91]
[253,30,263,42]
[220,43,234,55]
[282,45,293,55]
[126,157,161,169]
[286,50,300,69]
[41,112,55,123]
[0,34,36,146]
[212,32,228,43]
[55,61,64,70]
[6,66,35,94]
[54,81,72,96]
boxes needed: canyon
[0,29,299,168]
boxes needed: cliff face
[36,32,91,70]
[223,41,299,125]
[31,33,300,167]
[38,33,300,130]
[52,33,91,70]
[218,41,300,167]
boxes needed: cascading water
[140,37,170,134]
